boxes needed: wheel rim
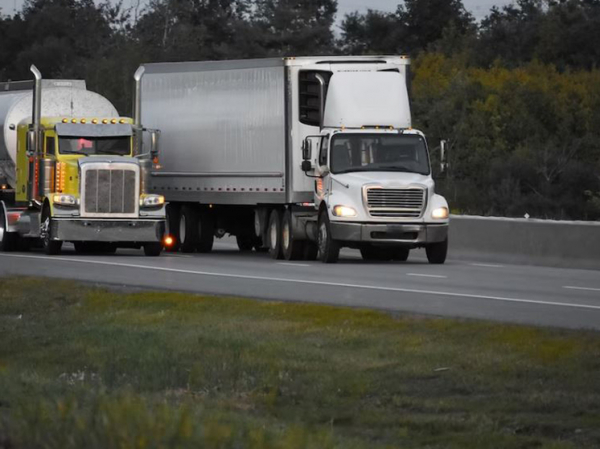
[270,220,278,250]
[179,215,186,243]
[41,217,50,247]
[318,222,327,255]
[282,221,290,250]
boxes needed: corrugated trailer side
[142,59,289,205]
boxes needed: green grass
[0,277,599,448]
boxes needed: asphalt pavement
[1,238,599,330]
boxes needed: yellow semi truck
[0,66,166,255]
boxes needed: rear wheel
[281,210,304,261]
[0,209,18,252]
[180,205,199,253]
[426,238,448,264]
[165,204,181,252]
[267,209,283,260]
[317,210,340,264]
[144,242,163,257]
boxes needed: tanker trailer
[0,66,166,255]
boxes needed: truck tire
[165,205,181,252]
[281,210,304,261]
[180,205,199,253]
[196,209,215,253]
[144,242,163,257]
[0,210,18,252]
[267,209,283,260]
[318,210,340,264]
[40,206,62,256]
[426,238,448,264]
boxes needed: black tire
[426,238,448,264]
[317,210,340,264]
[281,210,304,261]
[41,206,62,256]
[303,241,319,261]
[360,246,393,261]
[267,209,283,260]
[236,235,254,252]
[196,208,215,253]
[0,209,18,252]
[180,204,199,253]
[165,204,181,252]
[144,242,163,257]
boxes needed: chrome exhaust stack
[133,66,145,157]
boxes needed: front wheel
[426,238,448,264]
[40,212,62,256]
[317,211,340,264]
[144,242,163,257]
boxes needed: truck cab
[296,59,449,263]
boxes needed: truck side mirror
[27,130,36,157]
[301,160,312,172]
[150,130,161,158]
[440,139,449,174]
[302,139,312,161]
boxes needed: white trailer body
[139,56,449,263]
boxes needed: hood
[333,171,433,189]
[78,156,139,167]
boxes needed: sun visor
[323,71,411,129]
[55,123,132,138]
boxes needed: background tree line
[1,0,599,219]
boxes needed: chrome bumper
[50,218,165,243]
[330,222,448,245]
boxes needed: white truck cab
[299,62,449,263]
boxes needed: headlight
[53,194,78,206]
[432,207,449,219]
[141,195,165,207]
[333,205,357,217]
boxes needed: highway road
[1,238,599,330]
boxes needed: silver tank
[0,80,118,186]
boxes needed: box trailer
[137,56,449,263]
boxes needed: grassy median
[0,277,599,448]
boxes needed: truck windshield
[58,136,131,156]
[330,134,430,175]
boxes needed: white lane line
[564,286,600,292]
[471,263,504,268]
[2,253,600,311]
[406,273,447,279]
[278,262,311,267]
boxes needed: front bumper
[50,218,165,243]
[330,222,448,245]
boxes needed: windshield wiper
[62,151,89,156]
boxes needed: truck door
[314,134,331,209]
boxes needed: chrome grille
[366,188,425,218]
[84,169,137,215]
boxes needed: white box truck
[137,56,449,263]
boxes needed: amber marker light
[62,118,69,123]
[80,119,87,124]
[102,119,109,124]
[119,119,126,124]
[110,119,117,124]
[71,119,77,124]
[92,119,98,124]
[163,235,175,248]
